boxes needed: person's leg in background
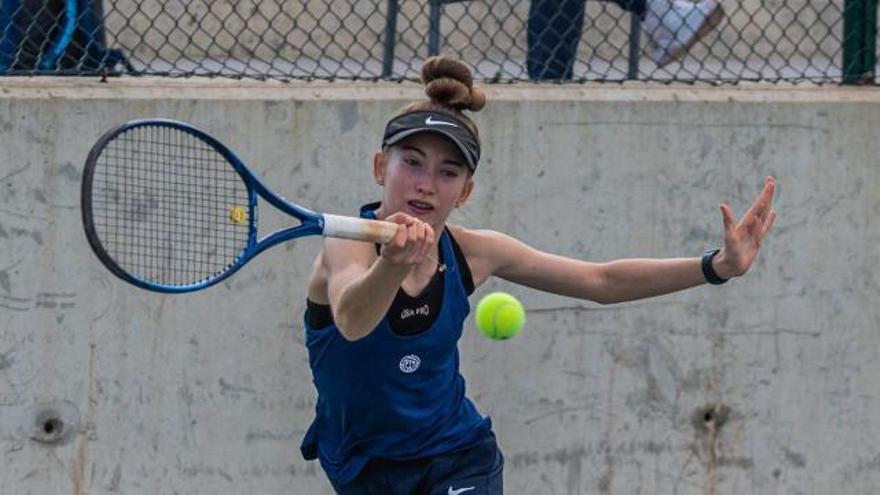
[604,0,725,66]
[527,0,586,80]
[526,0,725,80]
[71,0,130,73]
[0,0,22,71]
[608,0,647,18]
[74,0,106,70]
[642,0,724,66]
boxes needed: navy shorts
[330,433,504,495]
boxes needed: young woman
[301,55,776,494]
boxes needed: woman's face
[374,132,474,229]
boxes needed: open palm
[717,176,777,278]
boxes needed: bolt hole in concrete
[42,418,62,435]
[25,400,80,445]
[691,403,731,435]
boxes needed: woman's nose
[414,169,436,193]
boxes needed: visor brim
[383,127,477,173]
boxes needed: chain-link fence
[0,0,876,83]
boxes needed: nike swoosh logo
[425,116,458,127]
[448,487,475,495]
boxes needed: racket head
[81,119,258,293]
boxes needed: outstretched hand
[715,176,777,279]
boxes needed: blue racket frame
[82,118,328,293]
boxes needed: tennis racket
[81,118,399,293]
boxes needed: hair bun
[467,86,486,112]
[421,55,485,112]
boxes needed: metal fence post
[627,13,641,80]
[429,0,441,55]
[382,0,399,77]
[429,1,470,57]
[842,0,877,84]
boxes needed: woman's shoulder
[445,224,522,285]
[446,224,515,253]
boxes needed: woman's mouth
[407,200,434,215]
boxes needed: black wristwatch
[701,249,729,285]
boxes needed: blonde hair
[395,55,486,142]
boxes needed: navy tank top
[300,208,491,485]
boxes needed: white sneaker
[644,0,725,66]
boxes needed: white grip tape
[322,214,397,243]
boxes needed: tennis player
[301,55,776,494]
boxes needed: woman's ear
[373,150,386,186]
[455,177,475,207]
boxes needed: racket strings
[90,125,250,287]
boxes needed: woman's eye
[405,158,420,167]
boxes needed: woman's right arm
[323,213,435,341]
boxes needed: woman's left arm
[467,177,777,304]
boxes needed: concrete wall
[0,78,878,495]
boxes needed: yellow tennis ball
[475,292,525,340]
[228,206,246,224]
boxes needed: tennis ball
[475,292,525,340]
[228,206,247,224]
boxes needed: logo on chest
[399,354,421,374]
[400,304,430,320]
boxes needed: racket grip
[322,214,398,244]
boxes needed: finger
[720,203,736,234]
[419,224,434,260]
[393,223,409,249]
[386,212,401,224]
[761,210,777,237]
[407,221,420,254]
[739,178,774,225]
[388,211,415,225]
[412,221,425,251]
[761,176,776,197]
[751,177,777,218]
[759,177,776,212]
[424,224,436,248]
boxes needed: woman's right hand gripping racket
[81,118,399,293]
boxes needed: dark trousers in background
[0,0,20,69]
[527,0,647,80]
[0,0,116,72]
